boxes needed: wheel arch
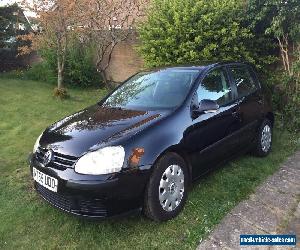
[150,145,193,183]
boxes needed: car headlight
[75,146,125,175]
[33,133,43,153]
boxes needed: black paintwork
[29,62,273,218]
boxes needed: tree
[244,0,278,69]
[19,0,85,96]
[82,0,147,88]
[247,0,300,131]
[20,0,147,91]
[138,0,266,67]
[249,0,300,90]
[266,0,300,77]
[0,3,32,49]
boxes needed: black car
[29,62,274,221]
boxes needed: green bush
[271,73,300,133]
[138,0,275,68]
[262,68,299,133]
[64,40,102,88]
[24,39,102,88]
[0,64,56,84]
[274,96,300,133]
[0,69,25,79]
[249,0,300,132]
[24,62,57,84]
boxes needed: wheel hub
[159,164,184,212]
[168,182,177,194]
[261,124,272,153]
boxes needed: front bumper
[28,153,152,218]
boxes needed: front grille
[35,183,107,217]
[36,147,78,170]
[36,182,72,211]
[78,199,107,216]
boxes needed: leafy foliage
[0,3,31,49]
[244,0,278,68]
[248,0,300,132]
[0,62,57,84]
[4,38,102,88]
[35,38,102,87]
[25,38,102,88]
[262,0,300,41]
[18,0,89,94]
[138,0,275,68]
[24,62,57,84]
[19,0,147,90]
[64,40,102,88]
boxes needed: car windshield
[102,69,199,109]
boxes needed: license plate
[33,167,58,192]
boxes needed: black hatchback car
[29,62,274,221]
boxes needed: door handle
[236,96,245,105]
[232,106,242,121]
[232,111,239,119]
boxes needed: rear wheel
[143,153,188,222]
[253,119,273,157]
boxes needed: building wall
[105,38,144,82]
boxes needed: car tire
[143,152,189,222]
[253,119,273,157]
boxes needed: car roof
[145,61,251,72]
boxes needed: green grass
[0,78,299,250]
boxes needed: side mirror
[191,99,219,118]
[198,99,219,113]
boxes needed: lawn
[0,78,299,250]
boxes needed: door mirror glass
[198,99,219,113]
[191,99,219,118]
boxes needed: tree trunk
[57,37,65,90]
[277,36,292,76]
[57,50,64,89]
[100,70,113,90]
[57,68,64,89]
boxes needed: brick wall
[105,37,145,82]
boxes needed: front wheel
[253,119,273,157]
[143,153,189,222]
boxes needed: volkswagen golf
[28,62,274,221]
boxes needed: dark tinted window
[229,66,257,97]
[196,68,232,106]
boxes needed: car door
[227,64,263,147]
[184,66,242,179]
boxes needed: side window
[229,66,257,98]
[196,68,232,106]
